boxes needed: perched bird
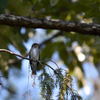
[29,43,40,75]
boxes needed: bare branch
[0,14,100,36]
[0,49,62,78]
[39,60,61,77]
[0,49,29,60]
[0,49,59,74]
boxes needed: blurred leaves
[0,0,7,13]
[0,26,28,76]
[0,0,100,21]
[41,42,57,59]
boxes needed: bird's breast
[30,48,39,60]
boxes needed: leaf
[41,42,57,60]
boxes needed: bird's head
[32,43,40,48]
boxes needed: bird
[29,43,40,75]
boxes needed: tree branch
[0,14,100,36]
[0,49,29,60]
[40,31,63,47]
[0,49,61,77]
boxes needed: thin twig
[0,49,29,60]
[0,49,61,77]
[43,59,67,72]
[43,59,60,69]
[38,61,61,77]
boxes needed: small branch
[39,61,61,77]
[42,59,60,69]
[0,14,100,36]
[40,31,63,47]
[0,49,29,60]
[0,49,61,77]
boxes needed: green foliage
[0,0,7,13]
[39,67,82,100]
[41,42,56,59]
[39,69,54,99]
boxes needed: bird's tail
[30,62,37,75]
